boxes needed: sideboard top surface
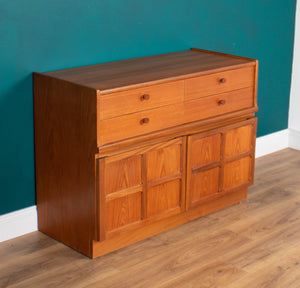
[43,49,255,94]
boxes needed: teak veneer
[34,48,258,258]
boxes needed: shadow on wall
[0,74,36,215]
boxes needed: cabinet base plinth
[92,187,247,258]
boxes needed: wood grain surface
[97,138,186,241]
[99,80,184,120]
[185,65,254,101]
[1,148,299,287]
[34,49,258,259]
[44,49,255,93]
[33,73,97,257]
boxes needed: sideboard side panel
[34,74,97,257]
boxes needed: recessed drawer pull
[218,99,226,105]
[219,78,227,84]
[141,94,150,101]
[140,117,150,124]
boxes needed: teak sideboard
[34,48,258,258]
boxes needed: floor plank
[0,148,299,288]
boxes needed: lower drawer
[184,87,254,123]
[99,103,185,145]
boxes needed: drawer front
[185,66,255,101]
[99,87,254,146]
[99,81,184,120]
[184,87,254,123]
[99,103,184,145]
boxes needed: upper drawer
[185,66,255,101]
[99,81,184,120]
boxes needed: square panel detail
[225,125,253,157]
[147,180,181,217]
[223,157,251,189]
[190,167,220,206]
[189,134,221,168]
[104,155,141,195]
[105,192,142,231]
[147,144,181,181]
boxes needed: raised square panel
[223,157,251,189]
[105,155,141,195]
[225,125,253,157]
[147,144,181,181]
[147,180,181,217]
[189,134,221,168]
[190,167,220,206]
[105,192,141,231]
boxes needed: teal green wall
[0,0,296,215]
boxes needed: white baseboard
[0,128,297,243]
[0,206,37,242]
[289,128,300,150]
[255,129,289,158]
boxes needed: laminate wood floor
[1,148,300,288]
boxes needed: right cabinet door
[186,118,257,209]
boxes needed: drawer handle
[140,117,150,124]
[218,99,226,105]
[219,78,227,84]
[141,94,150,101]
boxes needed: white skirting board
[0,128,299,243]
[255,129,289,158]
[0,206,37,242]
[289,128,300,150]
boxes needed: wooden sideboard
[34,48,258,258]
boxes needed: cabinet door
[187,133,222,208]
[223,122,255,190]
[145,140,185,218]
[186,118,256,209]
[96,137,186,240]
[97,153,143,240]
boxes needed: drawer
[99,81,184,120]
[184,87,254,123]
[185,66,255,101]
[99,103,185,145]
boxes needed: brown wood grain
[99,102,185,146]
[3,149,299,287]
[184,87,254,124]
[99,87,254,146]
[189,133,221,168]
[34,73,97,257]
[92,187,248,258]
[186,118,256,209]
[97,138,186,241]
[190,167,220,205]
[223,157,251,189]
[185,66,254,101]
[104,155,142,195]
[96,109,257,155]
[147,180,181,217]
[105,192,142,231]
[146,143,181,181]
[225,124,253,156]
[44,50,256,93]
[99,80,184,119]
[34,49,258,258]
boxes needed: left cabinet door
[96,152,143,241]
[96,137,186,240]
